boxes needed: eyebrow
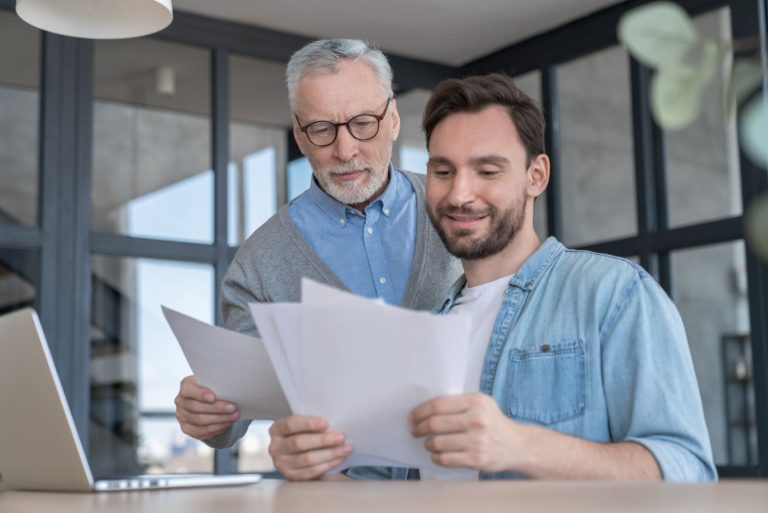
[426,155,510,166]
[301,104,383,124]
[469,155,510,166]
[426,156,453,167]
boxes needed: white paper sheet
[162,306,292,420]
[247,303,303,413]
[298,279,472,470]
[166,278,477,477]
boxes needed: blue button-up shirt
[348,237,717,481]
[289,166,417,306]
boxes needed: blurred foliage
[618,1,768,259]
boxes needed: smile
[444,212,488,229]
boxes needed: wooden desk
[1,479,767,513]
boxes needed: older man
[271,73,716,482]
[174,40,460,450]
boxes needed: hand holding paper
[162,306,292,420]
[165,279,475,478]
[249,279,473,473]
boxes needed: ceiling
[173,0,623,66]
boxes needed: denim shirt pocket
[504,340,586,425]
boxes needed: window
[514,71,548,240]
[0,11,40,227]
[394,89,431,175]
[672,241,754,465]
[92,39,213,243]
[90,255,215,476]
[666,7,742,228]
[228,55,287,245]
[0,249,38,315]
[558,46,638,246]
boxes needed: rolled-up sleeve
[600,274,717,481]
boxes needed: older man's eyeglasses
[296,97,392,147]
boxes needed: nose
[444,169,476,207]
[332,124,360,162]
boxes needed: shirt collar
[306,163,398,225]
[438,237,566,312]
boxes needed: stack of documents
[163,278,472,473]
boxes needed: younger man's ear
[528,154,550,199]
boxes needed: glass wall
[0,249,38,315]
[226,54,290,466]
[90,255,215,477]
[91,39,213,243]
[513,71,548,240]
[0,11,40,227]
[558,46,638,246]
[287,158,313,201]
[671,241,754,465]
[394,88,431,175]
[228,55,288,246]
[666,7,742,228]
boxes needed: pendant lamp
[16,0,173,39]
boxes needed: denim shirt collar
[438,236,566,313]
[306,163,398,225]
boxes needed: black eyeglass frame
[295,97,393,147]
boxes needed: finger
[178,398,238,415]
[181,421,236,440]
[282,454,350,482]
[270,416,329,437]
[412,413,468,437]
[271,431,345,456]
[178,410,240,428]
[409,394,472,425]
[179,376,216,403]
[430,450,472,469]
[279,444,353,471]
[424,433,469,453]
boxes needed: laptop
[0,308,262,492]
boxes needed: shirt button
[379,277,387,284]
[367,227,374,235]
[339,218,346,225]
[541,344,551,353]
[383,208,390,215]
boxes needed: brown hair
[422,73,545,163]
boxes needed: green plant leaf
[740,96,768,167]
[618,1,699,69]
[726,59,764,116]
[745,193,768,262]
[650,41,719,130]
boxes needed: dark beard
[428,197,525,260]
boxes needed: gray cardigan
[207,170,461,448]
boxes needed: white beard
[315,159,389,205]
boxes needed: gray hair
[286,39,394,112]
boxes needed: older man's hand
[174,375,240,440]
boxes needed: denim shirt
[347,237,717,482]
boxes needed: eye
[307,123,333,136]
[478,169,500,178]
[352,118,374,127]
[430,168,453,178]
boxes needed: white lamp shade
[16,0,173,39]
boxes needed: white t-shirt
[420,274,513,481]
[450,274,514,392]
